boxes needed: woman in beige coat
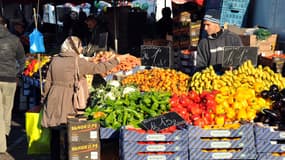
[41,36,126,159]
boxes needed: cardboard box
[239,34,277,56]
[67,118,100,142]
[69,142,100,160]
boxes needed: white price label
[210,142,231,148]
[147,155,166,160]
[146,145,166,151]
[91,151,98,159]
[212,153,233,159]
[210,130,231,137]
[90,131,98,139]
[146,134,166,141]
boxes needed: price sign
[141,45,171,68]
[141,112,186,132]
[222,46,258,68]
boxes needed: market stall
[19,0,285,160]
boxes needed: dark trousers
[50,125,68,160]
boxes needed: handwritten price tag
[140,112,185,132]
[222,46,258,69]
[141,45,171,68]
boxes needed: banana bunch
[190,60,285,93]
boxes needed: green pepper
[151,102,159,110]
[125,108,144,121]
[105,112,116,127]
[143,96,152,105]
[140,103,157,117]
[123,110,128,126]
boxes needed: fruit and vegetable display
[84,80,171,129]
[23,55,51,78]
[122,68,190,95]
[190,60,285,93]
[89,51,141,76]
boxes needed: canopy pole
[113,0,118,53]
[0,0,4,16]
[33,5,43,96]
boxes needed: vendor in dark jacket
[196,9,243,71]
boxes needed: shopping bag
[25,105,50,154]
[29,28,45,53]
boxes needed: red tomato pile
[170,90,219,127]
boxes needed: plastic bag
[29,29,45,53]
[25,105,50,154]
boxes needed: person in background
[0,16,25,157]
[41,36,128,160]
[11,21,30,53]
[156,7,173,39]
[84,15,109,56]
[196,9,243,71]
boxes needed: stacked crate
[119,128,189,160]
[255,125,285,160]
[67,117,100,160]
[219,0,250,27]
[188,124,257,160]
[205,0,250,27]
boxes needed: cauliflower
[122,86,137,95]
[104,92,116,100]
[107,80,120,88]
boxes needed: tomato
[190,105,202,115]
[193,118,206,127]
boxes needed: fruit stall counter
[20,51,285,160]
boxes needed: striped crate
[100,127,119,139]
[120,128,189,160]
[120,151,188,160]
[189,136,255,149]
[189,148,257,160]
[254,125,285,140]
[120,128,188,142]
[256,139,285,153]
[257,153,285,160]
[188,124,254,138]
[120,140,188,153]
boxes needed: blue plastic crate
[257,153,285,160]
[221,0,250,11]
[100,127,119,139]
[188,124,254,138]
[189,148,257,160]
[189,136,255,149]
[256,139,285,153]
[120,151,188,160]
[255,125,285,140]
[120,128,188,142]
[120,140,188,153]
[220,8,248,27]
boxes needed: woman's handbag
[25,105,51,154]
[73,56,89,110]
